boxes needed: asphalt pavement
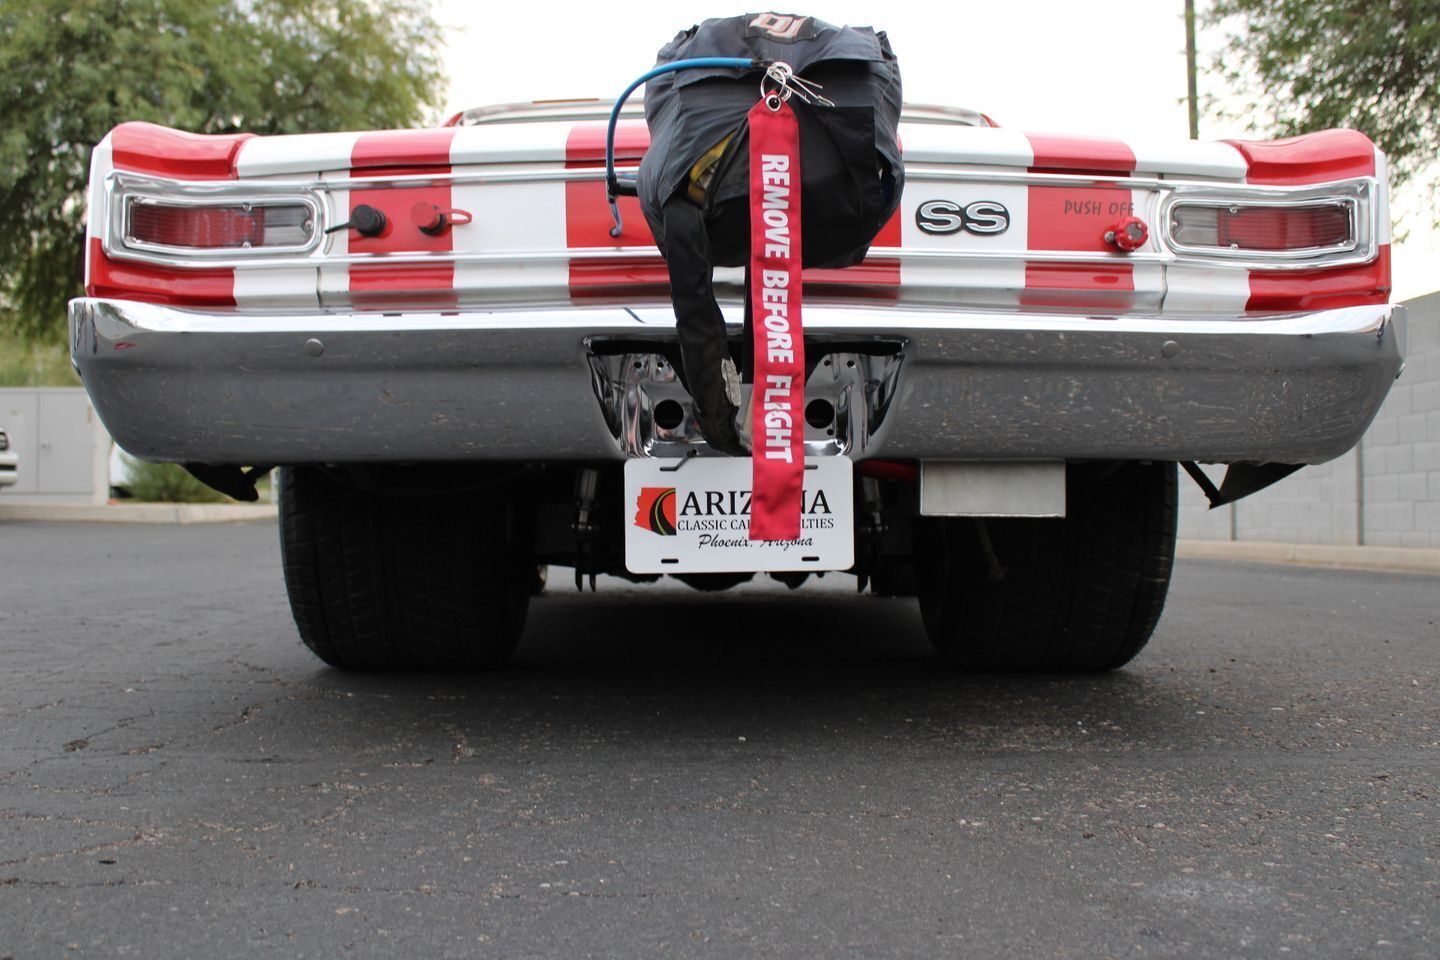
[0,520,1435,959]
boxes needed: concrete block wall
[1179,291,1440,548]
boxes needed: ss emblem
[916,199,1011,236]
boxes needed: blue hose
[605,57,759,237]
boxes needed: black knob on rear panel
[325,203,388,238]
[350,204,387,237]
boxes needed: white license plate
[624,456,854,574]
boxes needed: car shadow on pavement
[291,578,1179,756]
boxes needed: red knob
[411,201,445,233]
[410,203,473,236]
[1106,216,1148,252]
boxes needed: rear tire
[278,466,532,670]
[915,461,1176,672]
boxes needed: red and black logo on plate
[634,487,678,536]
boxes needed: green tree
[0,0,444,341]
[1207,1,1440,198]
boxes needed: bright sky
[436,1,1437,300]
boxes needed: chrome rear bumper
[69,297,1404,465]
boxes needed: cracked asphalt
[0,520,1436,958]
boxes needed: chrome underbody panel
[69,298,1404,465]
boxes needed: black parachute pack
[634,13,903,455]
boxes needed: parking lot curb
[1178,539,1440,576]
[0,501,277,524]
[2,507,1435,570]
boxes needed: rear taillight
[126,200,314,251]
[1170,201,1354,253]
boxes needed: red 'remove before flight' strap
[747,98,805,542]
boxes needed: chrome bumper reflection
[69,297,1405,465]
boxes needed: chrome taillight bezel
[1158,178,1376,266]
[106,173,324,261]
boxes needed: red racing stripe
[1028,184,1138,253]
[1246,244,1391,312]
[350,128,459,170]
[1021,263,1135,311]
[348,130,458,308]
[565,121,652,249]
[86,237,235,305]
[565,121,663,301]
[1226,130,1376,186]
[109,122,252,180]
[565,120,651,169]
[1026,133,1135,175]
[1023,135,1137,309]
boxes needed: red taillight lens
[127,201,313,249]
[130,204,261,247]
[1171,203,1353,252]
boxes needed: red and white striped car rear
[73,102,1399,466]
[68,97,1405,673]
